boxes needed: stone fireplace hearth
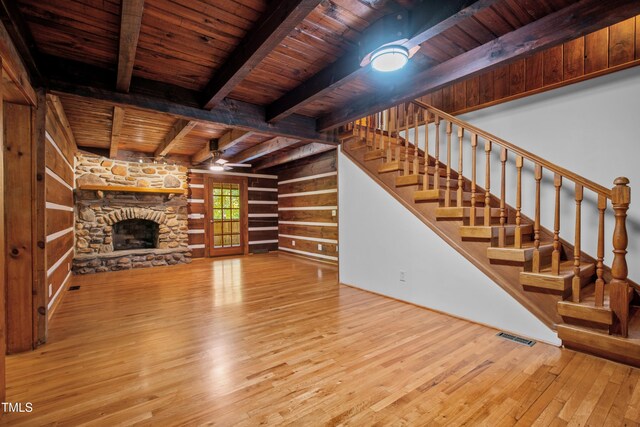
[73,154,192,274]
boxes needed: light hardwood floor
[3,253,640,425]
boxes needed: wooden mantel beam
[201,0,321,109]
[109,106,125,158]
[154,119,197,157]
[116,0,145,92]
[44,55,337,144]
[253,143,335,170]
[265,0,498,123]
[318,0,640,130]
[229,136,299,164]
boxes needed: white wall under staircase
[338,147,562,345]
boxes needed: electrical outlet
[332,210,337,217]
[291,240,295,246]
[318,243,323,251]
[399,271,406,283]
[48,283,52,297]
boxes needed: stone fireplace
[73,154,192,274]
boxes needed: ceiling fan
[207,139,252,171]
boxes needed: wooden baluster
[365,115,371,149]
[422,112,430,190]
[445,122,453,207]
[404,104,410,175]
[484,141,492,227]
[395,106,401,162]
[457,127,464,208]
[498,148,507,247]
[551,174,563,275]
[470,134,477,226]
[595,195,606,307]
[572,184,583,302]
[433,115,440,192]
[413,106,419,176]
[610,177,631,337]
[386,109,393,162]
[514,155,523,249]
[372,113,377,150]
[533,165,543,273]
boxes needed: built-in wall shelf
[77,185,187,195]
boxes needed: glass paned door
[208,177,247,256]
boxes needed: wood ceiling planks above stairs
[339,100,640,367]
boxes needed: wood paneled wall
[271,150,338,263]
[418,17,640,116]
[44,96,76,321]
[187,170,278,257]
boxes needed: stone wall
[73,153,192,274]
[75,153,188,190]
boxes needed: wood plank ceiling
[10,0,640,168]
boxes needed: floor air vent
[496,332,536,347]
[69,286,81,291]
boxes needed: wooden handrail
[411,100,612,199]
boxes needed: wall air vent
[496,332,536,347]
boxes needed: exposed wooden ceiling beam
[0,0,43,86]
[154,119,197,157]
[317,0,640,131]
[229,136,299,164]
[218,129,255,151]
[201,0,322,109]
[116,0,145,92]
[253,143,336,170]
[43,55,337,144]
[0,4,37,104]
[265,0,498,123]
[190,129,257,164]
[109,106,125,158]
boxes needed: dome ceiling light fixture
[357,11,421,73]
[370,45,410,72]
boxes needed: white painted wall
[338,147,561,345]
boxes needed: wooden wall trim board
[418,17,640,118]
[32,89,47,347]
[0,55,5,403]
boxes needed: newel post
[610,177,631,337]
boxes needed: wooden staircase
[340,101,640,367]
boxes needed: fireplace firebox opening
[113,219,159,251]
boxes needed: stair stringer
[340,144,565,337]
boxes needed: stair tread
[526,261,595,279]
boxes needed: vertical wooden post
[610,177,631,337]
[423,113,430,190]
[445,121,452,207]
[433,115,440,192]
[386,109,393,162]
[4,102,35,353]
[32,89,48,346]
[514,155,523,248]
[484,141,492,227]
[498,148,507,247]
[365,115,370,149]
[470,134,477,226]
[0,56,6,403]
[572,184,583,302]
[595,194,606,307]
[533,165,543,273]
[456,127,464,208]
[551,174,563,275]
